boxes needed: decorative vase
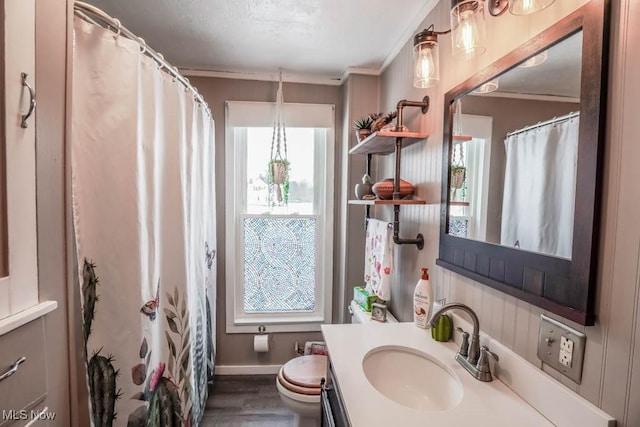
[354,174,373,200]
[371,178,415,200]
[355,129,371,142]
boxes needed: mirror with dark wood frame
[437,1,609,326]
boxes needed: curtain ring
[112,19,122,40]
[157,53,165,71]
[138,37,147,54]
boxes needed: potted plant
[268,159,290,204]
[450,165,466,189]
[269,159,289,185]
[354,117,373,142]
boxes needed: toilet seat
[278,355,327,397]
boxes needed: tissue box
[353,286,377,312]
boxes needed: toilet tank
[349,300,397,324]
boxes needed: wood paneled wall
[373,0,640,424]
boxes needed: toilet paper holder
[254,325,269,353]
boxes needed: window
[449,114,492,242]
[225,101,334,333]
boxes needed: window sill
[226,316,329,334]
[0,301,58,336]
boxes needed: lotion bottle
[413,268,433,329]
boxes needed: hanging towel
[364,219,393,301]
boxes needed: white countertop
[322,321,554,427]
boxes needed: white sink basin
[362,345,463,411]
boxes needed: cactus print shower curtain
[71,19,216,427]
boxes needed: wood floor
[202,375,295,426]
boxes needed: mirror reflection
[447,31,582,260]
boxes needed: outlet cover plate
[537,314,586,383]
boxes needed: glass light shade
[518,51,549,68]
[472,78,499,94]
[413,40,440,88]
[451,0,486,60]
[509,0,556,15]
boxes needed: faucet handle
[455,327,470,357]
[477,346,499,378]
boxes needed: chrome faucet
[428,302,499,382]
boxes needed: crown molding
[180,68,343,86]
[379,0,440,73]
[470,91,580,103]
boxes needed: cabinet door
[0,0,38,320]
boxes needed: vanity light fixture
[414,0,507,88]
[415,0,556,88]
[518,50,549,68]
[509,0,556,15]
[472,78,499,93]
[413,26,443,88]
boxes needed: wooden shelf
[348,199,426,206]
[349,131,428,155]
[453,135,473,141]
[450,201,470,206]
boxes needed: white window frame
[449,114,492,240]
[224,101,335,333]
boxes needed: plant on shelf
[354,116,373,142]
[370,111,397,132]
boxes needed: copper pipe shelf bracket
[392,96,429,250]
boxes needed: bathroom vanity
[320,362,350,427]
[321,321,614,427]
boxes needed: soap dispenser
[413,268,433,329]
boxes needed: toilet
[276,354,327,427]
[276,301,398,426]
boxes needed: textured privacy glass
[243,217,316,312]
[449,218,469,238]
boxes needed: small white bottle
[413,267,433,329]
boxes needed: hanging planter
[269,159,289,185]
[268,71,290,206]
[450,165,466,189]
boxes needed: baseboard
[214,364,281,375]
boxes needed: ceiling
[85,0,436,80]
[476,31,583,100]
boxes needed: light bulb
[417,48,434,78]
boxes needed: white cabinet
[0,0,38,320]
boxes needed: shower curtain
[500,116,579,259]
[72,19,216,427]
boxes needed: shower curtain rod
[507,111,579,137]
[73,1,211,116]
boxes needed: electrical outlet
[559,336,574,367]
[559,350,572,367]
[537,315,586,383]
[560,336,574,352]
